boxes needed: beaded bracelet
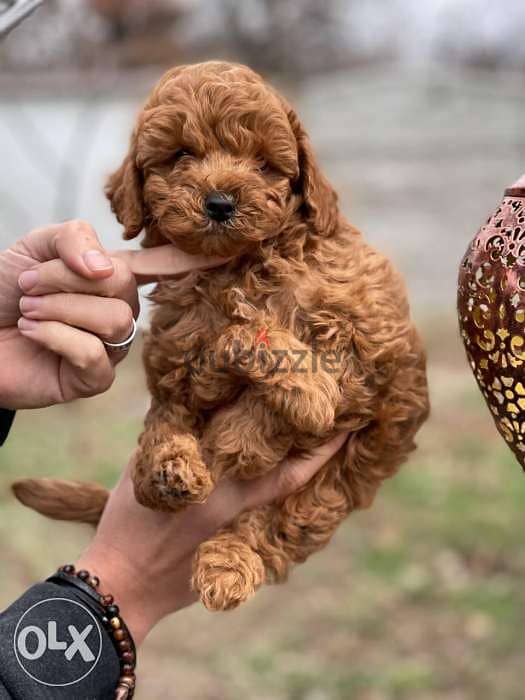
[49,565,137,699]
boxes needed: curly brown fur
[14,62,429,611]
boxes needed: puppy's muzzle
[205,191,235,223]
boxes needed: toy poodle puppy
[14,62,429,612]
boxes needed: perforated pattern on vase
[458,195,525,467]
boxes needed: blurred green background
[1,1,525,699]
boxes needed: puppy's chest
[196,272,352,352]
[195,272,285,323]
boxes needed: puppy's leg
[134,403,213,511]
[200,388,293,482]
[216,323,340,435]
[193,451,350,612]
[192,530,266,611]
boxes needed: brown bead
[77,570,89,581]
[119,675,136,688]
[102,594,114,606]
[113,629,125,641]
[121,664,134,674]
[88,576,100,588]
[118,640,131,652]
[121,651,134,664]
[62,565,75,574]
[110,617,121,630]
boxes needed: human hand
[75,432,349,646]
[0,221,139,408]
[0,222,227,409]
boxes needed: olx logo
[13,598,102,687]
[17,621,96,662]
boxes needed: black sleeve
[0,582,120,699]
[0,409,15,446]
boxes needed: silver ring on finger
[102,317,137,354]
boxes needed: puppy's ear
[286,106,338,236]
[105,144,144,241]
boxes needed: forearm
[69,449,202,648]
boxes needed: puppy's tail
[12,479,109,526]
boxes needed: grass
[2,315,525,700]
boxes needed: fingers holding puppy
[243,431,349,510]
[189,431,350,540]
[19,294,135,347]
[17,319,115,399]
[18,256,139,317]
[17,255,138,365]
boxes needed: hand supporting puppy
[75,431,349,644]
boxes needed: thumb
[22,220,114,280]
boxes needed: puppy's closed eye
[256,157,274,175]
[173,148,193,163]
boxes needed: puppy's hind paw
[192,536,265,611]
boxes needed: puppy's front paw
[215,324,273,380]
[134,435,213,511]
[192,536,265,611]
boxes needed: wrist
[50,564,138,698]
[75,546,164,646]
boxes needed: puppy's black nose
[205,191,235,222]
